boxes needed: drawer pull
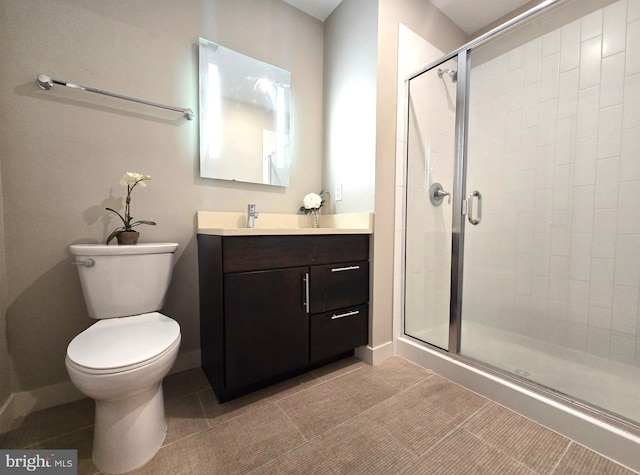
[331,265,360,272]
[331,310,360,320]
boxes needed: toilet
[66,243,181,474]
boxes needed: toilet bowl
[66,312,180,474]
[67,243,181,474]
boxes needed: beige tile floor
[1,356,637,474]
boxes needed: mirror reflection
[199,38,291,186]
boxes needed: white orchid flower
[120,172,151,187]
[106,172,155,244]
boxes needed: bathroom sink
[197,211,373,235]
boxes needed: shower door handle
[467,190,482,225]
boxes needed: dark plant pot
[116,230,140,245]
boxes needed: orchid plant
[106,172,156,244]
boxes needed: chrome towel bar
[36,73,194,120]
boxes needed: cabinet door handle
[331,265,360,272]
[303,272,310,314]
[331,310,360,320]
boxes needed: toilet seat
[67,312,180,374]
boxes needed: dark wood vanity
[197,233,370,402]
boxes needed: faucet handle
[429,183,451,206]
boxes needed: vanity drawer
[222,235,369,272]
[310,304,368,362]
[309,261,369,313]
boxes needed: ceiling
[282,0,535,35]
[429,0,534,35]
[282,0,342,21]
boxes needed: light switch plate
[335,184,342,201]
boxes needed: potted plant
[106,172,156,244]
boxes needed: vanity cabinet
[197,234,369,402]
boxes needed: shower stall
[398,0,640,470]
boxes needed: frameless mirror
[199,38,291,186]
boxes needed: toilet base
[92,383,167,474]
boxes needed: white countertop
[197,211,374,236]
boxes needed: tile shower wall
[465,0,640,366]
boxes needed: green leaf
[130,220,156,227]
[106,227,124,245]
[105,207,126,226]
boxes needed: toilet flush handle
[72,258,95,268]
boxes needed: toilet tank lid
[70,243,178,256]
[67,312,180,370]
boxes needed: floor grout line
[549,440,573,475]
[463,427,545,475]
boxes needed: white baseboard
[0,349,202,435]
[355,340,394,365]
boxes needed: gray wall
[323,0,378,215]
[0,0,323,396]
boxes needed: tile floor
[1,356,637,474]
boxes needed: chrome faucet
[247,204,259,228]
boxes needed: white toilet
[66,243,181,474]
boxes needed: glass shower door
[458,49,520,367]
[404,58,458,351]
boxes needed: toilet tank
[69,243,179,319]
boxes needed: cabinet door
[224,267,309,391]
[309,261,369,314]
